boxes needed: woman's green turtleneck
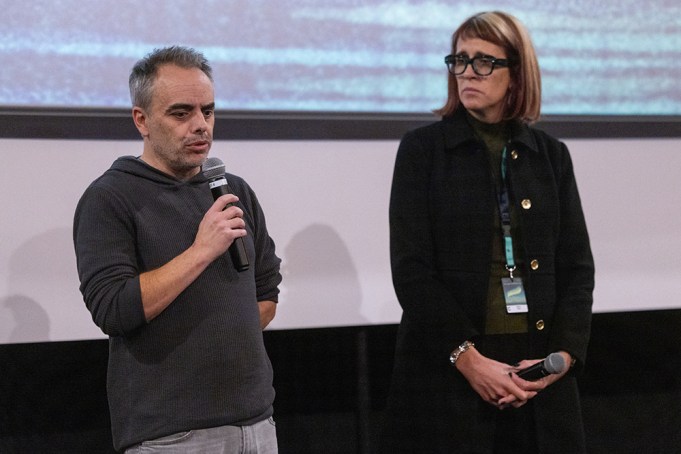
[467,113,528,334]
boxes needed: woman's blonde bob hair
[434,11,542,124]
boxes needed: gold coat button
[510,150,519,160]
[530,259,539,270]
[521,199,532,209]
[535,320,545,331]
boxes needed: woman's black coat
[382,108,595,453]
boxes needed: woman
[381,11,594,453]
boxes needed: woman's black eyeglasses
[445,54,510,76]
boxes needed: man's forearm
[139,244,213,321]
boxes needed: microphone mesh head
[545,352,566,374]
[202,157,225,180]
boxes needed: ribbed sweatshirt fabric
[73,156,282,451]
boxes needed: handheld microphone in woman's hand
[516,352,566,381]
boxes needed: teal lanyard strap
[497,146,515,278]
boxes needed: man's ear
[132,106,149,138]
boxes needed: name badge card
[501,277,528,313]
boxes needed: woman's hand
[505,351,573,407]
[455,346,539,409]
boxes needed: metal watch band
[449,340,475,366]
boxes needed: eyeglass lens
[452,57,495,76]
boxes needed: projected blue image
[1,0,679,115]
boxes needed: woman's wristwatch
[449,340,475,366]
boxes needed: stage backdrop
[1,137,680,344]
[2,0,680,343]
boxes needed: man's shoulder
[223,172,254,197]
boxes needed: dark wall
[2,310,681,454]
[2,109,681,141]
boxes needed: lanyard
[497,146,516,279]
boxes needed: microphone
[202,157,249,272]
[516,352,566,381]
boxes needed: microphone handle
[516,361,549,381]
[209,180,250,272]
[228,232,250,272]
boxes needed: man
[73,46,282,453]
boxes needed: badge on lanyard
[502,276,528,313]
